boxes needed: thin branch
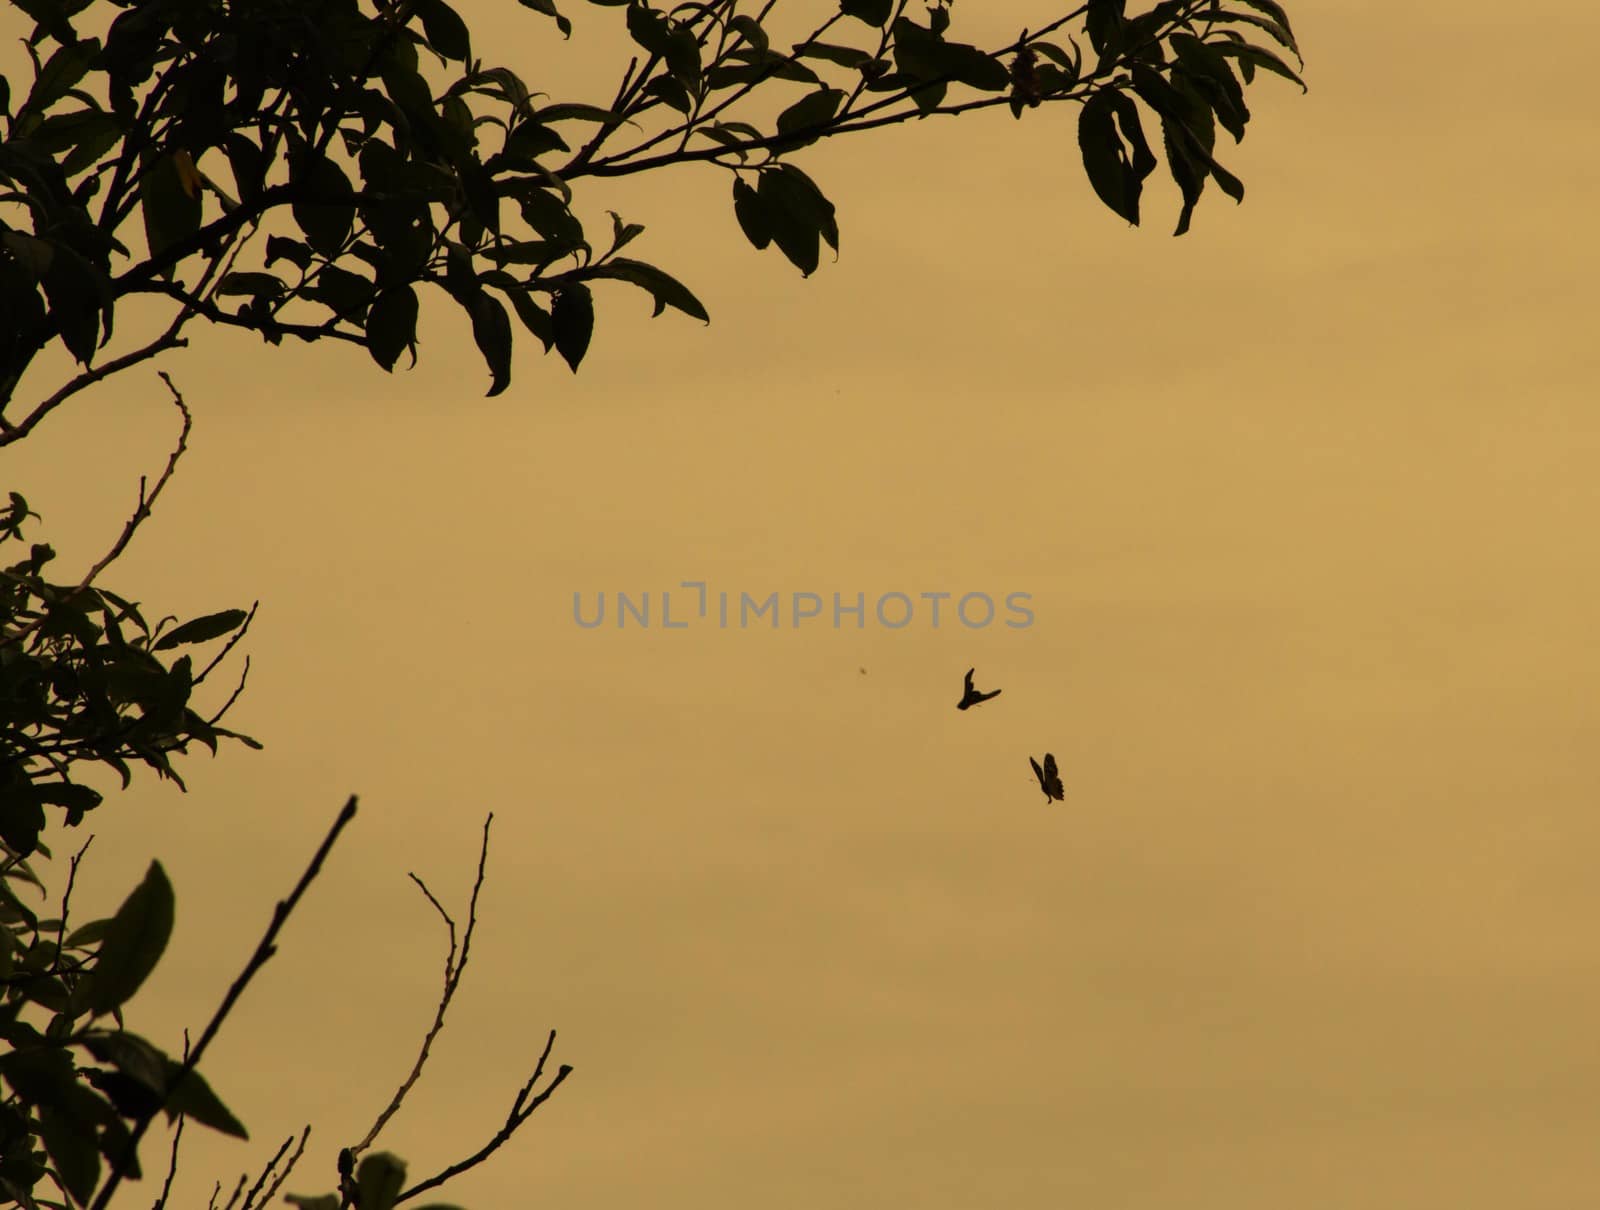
[150,1116,184,1210]
[90,796,361,1210]
[252,1126,311,1210]
[50,836,94,973]
[0,328,188,449]
[125,282,367,347]
[238,1129,305,1210]
[347,813,495,1157]
[217,1172,248,1210]
[205,655,252,727]
[0,373,191,653]
[395,1031,574,1205]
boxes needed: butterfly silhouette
[957,667,1002,711]
[1028,753,1064,803]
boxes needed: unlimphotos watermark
[573,583,1035,629]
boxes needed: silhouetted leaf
[64,918,114,947]
[729,14,767,51]
[1172,34,1249,140]
[417,0,471,61]
[215,272,286,298]
[1217,5,1299,56]
[41,241,107,364]
[357,1152,407,1210]
[588,257,708,321]
[606,210,645,254]
[1210,38,1306,91]
[21,38,100,116]
[775,88,844,147]
[166,1066,248,1138]
[643,74,691,113]
[289,146,356,257]
[466,292,512,395]
[732,178,771,249]
[795,42,871,69]
[626,4,700,89]
[309,265,374,319]
[34,109,123,177]
[265,235,311,272]
[1085,0,1125,60]
[83,1029,167,1094]
[839,0,892,26]
[32,782,102,811]
[365,286,419,371]
[763,162,838,258]
[81,862,174,1015]
[501,284,553,350]
[154,609,248,650]
[0,791,47,856]
[139,152,201,265]
[1077,89,1138,224]
[37,1107,99,1205]
[551,282,593,371]
[518,0,573,37]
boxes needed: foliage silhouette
[2,0,1304,429]
[1,0,1305,1203]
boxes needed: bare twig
[252,1126,311,1210]
[90,796,361,1210]
[205,655,252,727]
[50,836,95,973]
[0,374,191,652]
[194,602,259,687]
[0,327,189,448]
[217,1172,248,1210]
[347,813,495,1158]
[150,1116,184,1210]
[395,1030,574,1205]
[238,1128,307,1210]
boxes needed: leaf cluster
[1,854,246,1208]
[0,491,258,860]
[1,0,1303,425]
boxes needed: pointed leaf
[82,862,174,1015]
[140,153,202,264]
[417,0,471,61]
[357,1153,407,1210]
[366,285,419,372]
[468,292,512,395]
[166,1066,248,1138]
[589,257,708,321]
[732,178,771,250]
[839,0,891,25]
[775,88,844,147]
[551,282,593,371]
[289,147,356,257]
[154,610,248,650]
[1077,91,1138,225]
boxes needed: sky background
[6,1,1600,1206]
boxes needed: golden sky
[6,1,1600,1206]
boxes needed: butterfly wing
[1036,752,1062,800]
[1029,756,1045,787]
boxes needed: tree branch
[90,796,361,1210]
[395,1030,573,1205]
[347,813,495,1158]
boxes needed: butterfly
[1028,753,1064,803]
[957,667,1002,710]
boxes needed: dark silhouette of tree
[0,0,1304,1205]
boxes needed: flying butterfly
[1028,753,1064,803]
